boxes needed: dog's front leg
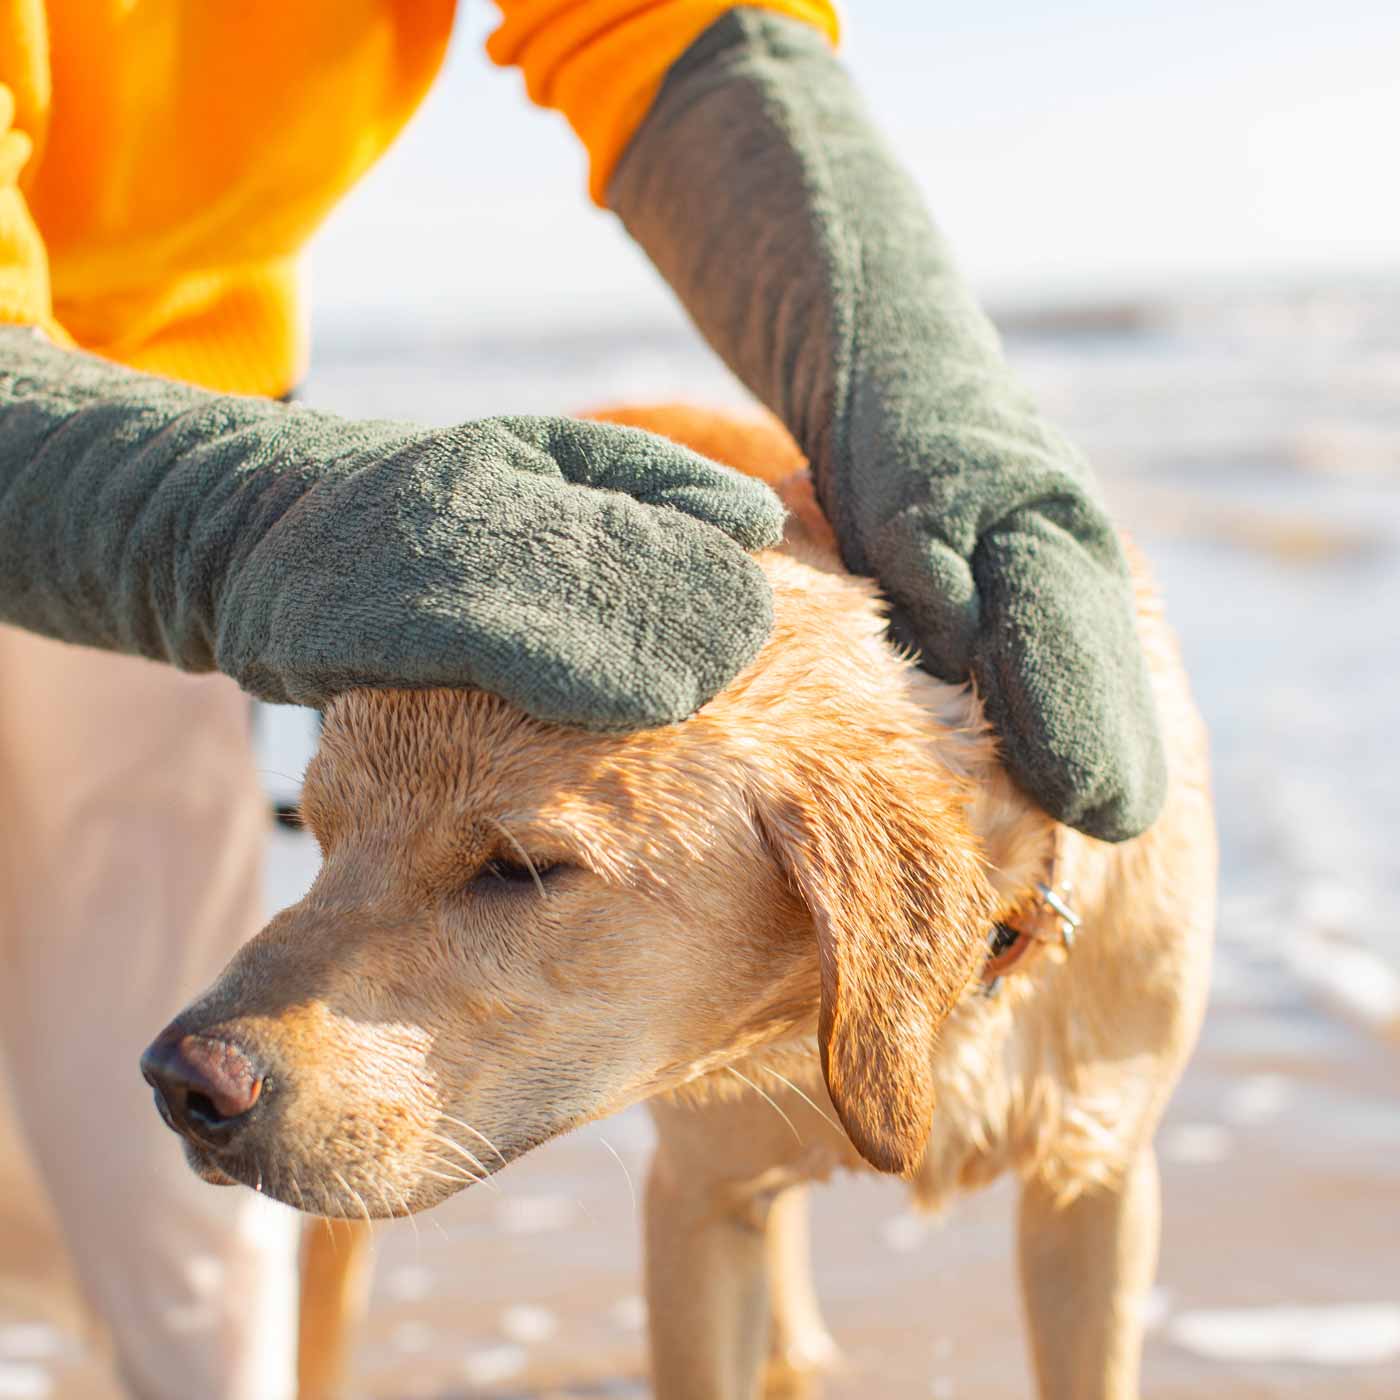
[646,1087,844,1400]
[645,1136,773,1400]
[1016,1144,1161,1400]
[297,1217,373,1399]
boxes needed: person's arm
[0,9,783,728]
[0,328,783,725]
[489,3,1165,841]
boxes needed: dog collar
[981,825,1082,997]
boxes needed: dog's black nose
[141,1029,264,1146]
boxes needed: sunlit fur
[168,406,1215,1400]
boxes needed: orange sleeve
[0,0,68,342]
[487,0,840,205]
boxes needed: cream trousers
[0,627,299,1399]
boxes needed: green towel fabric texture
[0,326,784,729]
[610,10,1167,841]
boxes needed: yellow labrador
[144,407,1216,1400]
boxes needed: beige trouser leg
[0,628,299,1400]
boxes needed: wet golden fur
[169,407,1214,1400]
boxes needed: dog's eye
[475,857,560,891]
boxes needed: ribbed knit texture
[488,0,839,203]
[2,1,837,392]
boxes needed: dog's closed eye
[473,856,565,894]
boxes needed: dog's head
[142,553,996,1216]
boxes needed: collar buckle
[981,832,1082,998]
[1035,879,1082,950]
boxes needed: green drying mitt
[610,10,1166,841]
[0,326,784,729]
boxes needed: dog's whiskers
[420,1158,478,1183]
[419,1163,482,1191]
[314,1185,341,1227]
[726,1066,802,1144]
[286,1170,315,1225]
[422,1144,484,1184]
[764,1067,843,1136]
[333,1169,377,1238]
[423,1131,497,1191]
[439,1112,508,1168]
[428,1127,489,1178]
[599,1137,638,1214]
[424,1131,485,1179]
[391,1180,422,1247]
[294,1171,333,1226]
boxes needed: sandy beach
[2,281,1398,1397]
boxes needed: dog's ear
[754,749,995,1175]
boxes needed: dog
[143,405,1216,1400]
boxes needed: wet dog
[142,406,1215,1399]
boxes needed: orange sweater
[0,0,836,397]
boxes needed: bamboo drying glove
[0,327,784,728]
[610,10,1166,840]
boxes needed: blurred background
[3,1,1398,1395]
